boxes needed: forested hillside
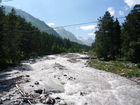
[93,5,140,63]
[0,6,89,69]
[4,5,60,37]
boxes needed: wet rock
[67,58,80,63]
[35,81,39,85]
[80,92,86,96]
[0,98,3,104]
[59,100,67,105]
[30,85,34,87]
[84,102,88,105]
[22,97,29,103]
[40,94,48,103]
[15,72,20,74]
[54,63,65,70]
[34,89,43,94]
[12,100,21,105]
[55,97,61,100]
[68,77,76,80]
[25,75,30,77]
[64,74,67,76]
[25,79,30,82]
[61,82,65,85]
[43,97,55,104]
[1,97,10,101]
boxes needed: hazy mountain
[54,27,83,44]
[4,5,60,37]
[3,5,89,45]
[78,37,94,46]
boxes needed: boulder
[34,89,43,94]
[59,100,67,105]
[43,97,55,105]
[0,98,3,104]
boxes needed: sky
[1,0,140,40]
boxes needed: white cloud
[124,6,129,10]
[48,23,55,27]
[80,25,97,31]
[88,32,96,36]
[124,0,140,8]
[107,7,115,16]
[119,10,124,16]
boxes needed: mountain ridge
[3,5,92,45]
[4,5,60,37]
[54,27,84,44]
[78,37,94,46]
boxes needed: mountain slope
[54,27,83,44]
[78,37,94,46]
[4,5,60,37]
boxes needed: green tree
[111,19,121,59]
[0,6,6,68]
[2,8,21,65]
[95,11,121,60]
[121,5,140,62]
[0,6,89,69]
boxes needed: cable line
[54,16,125,28]
[1,16,126,33]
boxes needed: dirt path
[0,53,140,105]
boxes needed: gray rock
[34,89,43,94]
[43,97,55,105]
[0,98,3,104]
[25,75,30,77]
[59,100,67,105]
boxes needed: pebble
[25,75,30,77]
[35,81,39,85]
[64,74,67,76]
[25,79,30,82]
[34,89,43,94]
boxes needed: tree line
[93,5,140,63]
[0,6,89,69]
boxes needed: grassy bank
[88,59,140,78]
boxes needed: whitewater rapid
[0,53,140,105]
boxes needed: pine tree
[111,19,121,59]
[95,11,121,60]
[121,5,140,62]
[0,6,6,68]
[0,6,89,69]
[2,8,21,64]
[95,12,114,60]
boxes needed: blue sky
[2,0,140,40]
